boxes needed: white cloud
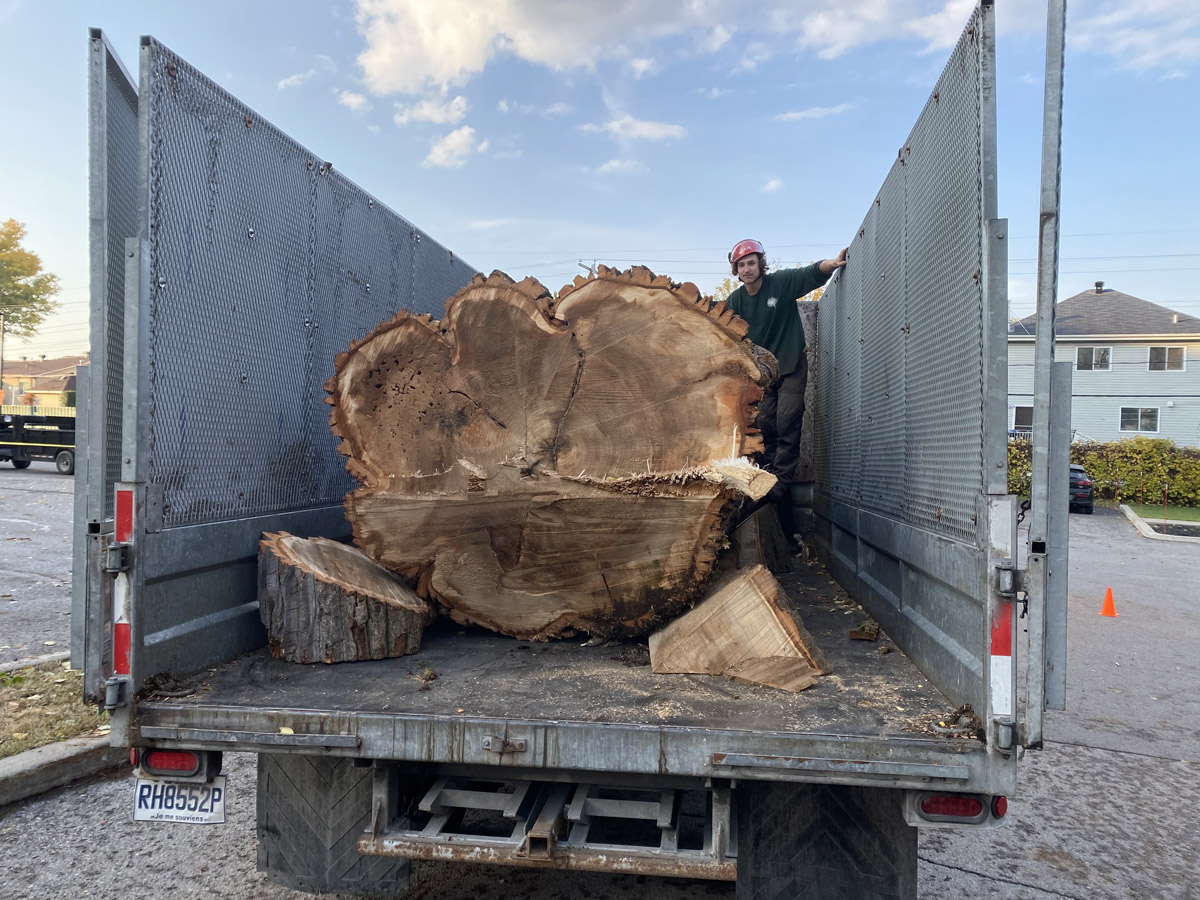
[733,42,773,72]
[701,26,732,53]
[367,124,381,133]
[698,87,730,99]
[580,115,685,141]
[630,57,656,78]
[394,95,469,125]
[352,0,1200,93]
[761,178,783,193]
[422,126,482,168]
[543,102,573,117]
[278,69,317,90]
[351,0,754,93]
[1069,0,1200,75]
[596,159,645,175]
[774,102,852,121]
[494,149,523,159]
[339,90,372,112]
[317,54,339,73]
[477,138,490,153]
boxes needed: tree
[0,219,60,338]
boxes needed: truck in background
[0,406,76,474]
[75,4,1071,898]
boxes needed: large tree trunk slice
[325,267,776,640]
[258,532,434,663]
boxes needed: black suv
[1069,464,1094,514]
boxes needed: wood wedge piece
[724,656,820,693]
[648,564,831,687]
[258,531,435,664]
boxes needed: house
[1008,283,1200,446]
[1,354,88,407]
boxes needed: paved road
[0,462,74,666]
[1,499,1197,899]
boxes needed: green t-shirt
[726,264,829,376]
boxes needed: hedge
[1008,436,1200,507]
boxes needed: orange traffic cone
[1100,587,1118,618]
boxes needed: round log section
[325,266,776,640]
[258,532,434,663]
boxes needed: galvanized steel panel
[79,29,138,691]
[813,5,999,714]
[122,37,474,680]
[140,39,475,529]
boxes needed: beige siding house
[1008,284,1200,447]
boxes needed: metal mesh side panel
[859,168,907,519]
[818,12,984,543]
[142,41,476,528]
[827,217,865,506]
[902,25,985,541]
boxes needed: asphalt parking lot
[0,461,74,666]
[1,473,1197,899]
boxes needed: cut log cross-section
[258,532,434,664]
[325,266,778,640]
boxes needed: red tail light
[920,795,984,818]
[1079,479,1092,487]
[142,749,201,776]
[992,796,1008,818]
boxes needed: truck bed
[136,557,985,788]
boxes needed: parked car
[1070,464,1094,514]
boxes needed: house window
[1075,346,1111,371]
[1012,406,1033,433]
[1148,346,1185,371]
[1120,407,1159,433]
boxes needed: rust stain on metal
[358,837,737,881]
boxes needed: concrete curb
[1,656,125,808]
[0,734,126,808]
[1120,505,1200,544]
[0,650,71,675]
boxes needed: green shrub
[1007,435,1200,507]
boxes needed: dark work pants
[757,357,807,541]
[758,357,807,483]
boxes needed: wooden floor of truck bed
[152,556,969,744]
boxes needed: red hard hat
[729,238,765,273]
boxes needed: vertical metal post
[1045,361,1071,710]
[1024,0,1067,749]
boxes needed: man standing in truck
[726,238,847,547]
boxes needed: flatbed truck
[75,4,1071,897]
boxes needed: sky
[1,0,1198,362]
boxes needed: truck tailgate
[134,558,990,791]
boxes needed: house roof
[1,355,89,378]
[27,375,74,393]
[1010,285,1200,337]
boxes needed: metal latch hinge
[104,675,130,710]
[481,735,526,754]
[993,558,1021,597]
[105,543,130,574]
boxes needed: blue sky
[1,0,1198,361]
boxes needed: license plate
[132,774,227,824]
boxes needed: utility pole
[578,260,597,277]
[0,311,5,406]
